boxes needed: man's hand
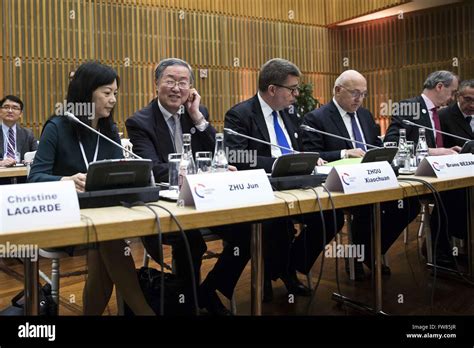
[345,148,366,158]
[228,165,237,171]
[185,88,205,125]
[317,158,327,166]
[428,147,459,156]
[450,146,462,153]
[0,158,17,167]
[61,173,87,192]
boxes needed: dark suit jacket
[0,124,38,160]
[28,116,122,182]
[126,99,216,182]
[439,102,474,148]
[384,96,436,148]
[302,100,382,162]
[224,94,302,173]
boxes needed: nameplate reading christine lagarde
[0,181,80,233]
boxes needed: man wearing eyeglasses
[432,78,474,269]
[384,71,466,269]
[0,95,38,168]
[126,58,251,316]
[302,70,374,162]
[225,58,344,301]
[439,79,474,148]
[302,70,420,280]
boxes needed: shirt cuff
[340,150,346,159]
[195,120,209,132]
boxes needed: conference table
[0,174,472,316]
[0,166,28,184]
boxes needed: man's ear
[268,85,276,96]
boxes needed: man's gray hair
[258,58,301,92]
[154,58,195,84]
[423,70,456,90]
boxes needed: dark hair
[65,61,119,139]
[258,58,301,93]
[154,58,195,84]
[0,95,24,111]
[459,79,474,92]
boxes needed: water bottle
[397,128,409,168]
[415,128,429,166]
[178,133,196,190]
[211,133,228,172]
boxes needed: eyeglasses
[460,95,474,103]
[162,79,191,90]
[1,105,22,112]
[338,85,368,99]
[273,84,300,95]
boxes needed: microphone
[300,124,381,150]
[224,127,299,154]
[64,112,142,159]
[402,119,470,143]
[64,111,156,186]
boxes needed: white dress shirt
[257,93,293,158]
[332,98,367,158]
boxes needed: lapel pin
[190,127,196,134]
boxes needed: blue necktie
[347,112,366,151]
[272,111,291,155]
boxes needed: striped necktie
[6,127,16,159]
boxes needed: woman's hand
[61,173,87,192]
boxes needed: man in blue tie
[225,58,344,301]
[302,70,420,280]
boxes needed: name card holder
[0,181,80,233]
[415,153,474,178]
[325,161,398,194]
[179,169,274,210]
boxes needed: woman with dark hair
[29,61,154,315]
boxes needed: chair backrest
[24,151,36,163]
[24,151,36,176]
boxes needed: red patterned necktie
[431,107,443,148]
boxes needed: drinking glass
[196,151,212,173]
[168,153,182,192]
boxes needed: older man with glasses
[126,58,252,315]
[302,70,420,280]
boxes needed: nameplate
[179,169,274,210]
[325,161,398,194]
[0,181,80,233]
[415,153,474,178]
